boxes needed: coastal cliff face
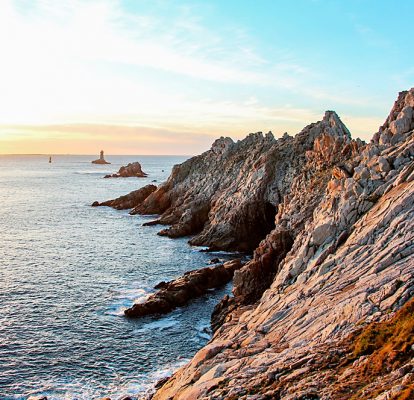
[135,111,359,253]
[151,89,414,400]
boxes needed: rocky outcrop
[151,88,414,400]
[132,111,358,254]
[104,162,148,178]
[92,150,111,164]
[124,259,244,318]
[373,88,414,145]
[92,184,156,210]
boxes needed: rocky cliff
[148,89,414,400]
[134,111,360,255]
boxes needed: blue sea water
[0,155,233,399]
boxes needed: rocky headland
[94,89,414,399]
[104,161,148,178]
[148,89,414,399]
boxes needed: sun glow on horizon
[0,0,412,154]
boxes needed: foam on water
[133,315,180,333]
[194,319,212,341]
[104,285,154,316]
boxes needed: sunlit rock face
[152,89,414,400]
[374,88,414,145]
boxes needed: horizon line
[0,153,194,157]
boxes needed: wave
[105,285,153,317]
[133,315,180,334]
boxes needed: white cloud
[0,0,274,126]
[0,0,388,153]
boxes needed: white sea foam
[105,285,153,316]
[190,318,212,342]
[73,171,109,175]
[133,316,179,333]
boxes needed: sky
[0,0,413,155]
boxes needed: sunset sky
[0,0,413,155]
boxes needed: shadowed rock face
[152,89,414,400]
[104,162,148,178]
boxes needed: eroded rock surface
[151,89,414,400]
[104,162,148,178]
[124,259,244,318]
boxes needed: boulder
[311,223,335,246]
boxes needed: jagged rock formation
[132,112,360,253]
[91,184,156,210]
[150,89,414,400]
[124,259,243,318]
[92,150,111,164]
[104,162,148,178]
[133,133,277,251]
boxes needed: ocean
[0,155,233,399]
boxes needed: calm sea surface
[0,155,233,399]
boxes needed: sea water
[0,155,233,399]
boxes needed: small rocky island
[104,161,148,178]
[91,150,111,164]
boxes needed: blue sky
[0,0,413,154]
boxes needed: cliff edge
[150,89,414,400]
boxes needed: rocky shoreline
[149,89,414,400]
[91,88,414,399]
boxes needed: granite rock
[150,89,414,400]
